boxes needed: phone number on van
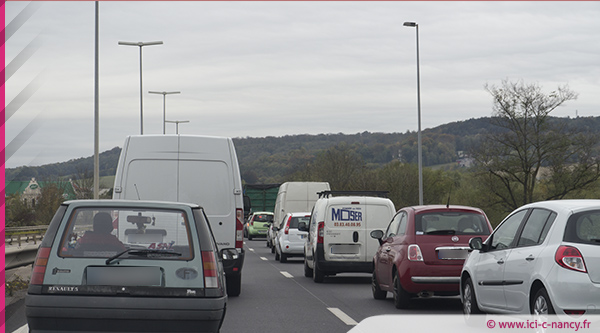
[333,222,362,227]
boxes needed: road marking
[328,308,358,326]
[15,325,28,333]
[248,248,255,252]
[260,257,268,261]
[280,271,293,278]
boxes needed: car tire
[393,273,410,309]
[372,270,387,300]
[463,277,483,315]
[531,287,555,315]
[275,248,280,261]
[271,244,275,253]
[226,273,242,297]
[280,253,287,263]
[313,257,325,283]
[304,258,313,277]
[248,234,253,241]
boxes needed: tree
[471,80,600,211]
[5,193,36,227]
[72,166,94,199]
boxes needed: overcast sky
[5,1,600,169]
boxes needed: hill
[6,116,600,184]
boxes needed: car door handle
[497,259,505,264]
[526,255,535,261]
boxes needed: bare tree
[72,166,94,199]
[471,80,600,211]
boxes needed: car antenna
[446,187,452,208]
[134,184,141,200]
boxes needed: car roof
[251,211,273,215]
[62,199,202,210]
[519,199,600,215]
[287,212,311,216]
[402,205,486,215]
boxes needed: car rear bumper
[400,262,462,294]
[316,244,373,274]
[26,293,226,332]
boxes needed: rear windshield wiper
[425,229,456,235]
[106,249,182,265]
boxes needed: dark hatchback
[26,200,230,333]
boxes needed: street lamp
[165,120,189,134]
[118,40,163,135]
[149,91,181,134]
[403,21,423,206]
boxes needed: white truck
[112,134,245,296]
[267,182,330,249]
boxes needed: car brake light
[555,245,587,273]
[564,310,586,316]
[201,251,219,288]
[31,247,51,285]
[236,208,244,248]
[285,216,292,235]
[317,222,324,244]
[408,244,423,261]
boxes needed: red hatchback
[371,205,492,308]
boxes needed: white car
[274,212,311,263]
[461,200,600,316]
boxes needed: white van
[112,134,245,296]
[267,182,330,248]
[301,192,396,283]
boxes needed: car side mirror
[370,230,385,246]
[297,222,307,232]
[469,237,485,252]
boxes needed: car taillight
[202,251,219,288]
[31,247,51,285]
[317,222,324,244]
[236,208,244,248]
[555,245,587,273]
[408,244,423,261]
[284,216,292,235]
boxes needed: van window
[59,207,193,260]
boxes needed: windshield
[564,210,600,246]
[59,207,193,260]
[415,211,490,235]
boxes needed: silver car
[26,200,230,332]
[274,212,311,263]
[461,200,600,316]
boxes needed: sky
[5,1,600,169]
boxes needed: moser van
[301,192,396,283]
[112,134,245,296]
[267,181,330,248]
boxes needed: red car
[371,205,492,308]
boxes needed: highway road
[6,238,463,332]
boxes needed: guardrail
[5,226,48,269]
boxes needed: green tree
[35,181,69,225]
[471,80,600,212]
[5,193,36,227]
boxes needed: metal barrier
[5,226,48,269]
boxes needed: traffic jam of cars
[252,182,600,320]
[27,165,600,332]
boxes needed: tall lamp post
[403,21,423,206]
[118,40,163,135]
[149,91,181,134]
[165,120,189,134]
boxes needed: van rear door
[324,200,366,262]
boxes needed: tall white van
[112,134,245,296]
[301,192,395,283]
[267,182,330,248]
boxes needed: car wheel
[313,257,325,283]
[271,244,275,253]
[280,252,287,263]
[266,239,270,248]
[304,258,313,277]
[226,273,242,297]
[372,270,387,300]
[463,277,483,316]
[531,287,555,315]
[392,273,410,309]
[248,233,253,241]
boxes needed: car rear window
[415,212,490,235]
[290,216,311,228]
[254,214,273,222]
[58,207,193,259]
[564,210,600,246]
